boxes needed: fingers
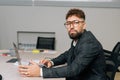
[40,59,49,64]
[47,62,52,68]
[19,65,29,72]
[40,59,46,64]
[19,65,29,69]
[18,63,40,77]
[18,66,32,77]
[29,60,37,65]
[18,65,29,76]
[40,59,52,68]
[19,71,31,77]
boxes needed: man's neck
[73,40,78,46]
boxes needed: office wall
[0,6,120,52]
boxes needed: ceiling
[0,0,120,8]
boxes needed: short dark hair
[66,8,85,20]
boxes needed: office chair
[112,42,120,53]
[105,51,120,80]
[104,42,120,59]
[36,37,55,50]
[104,42,120,72]
[0,74,2,80]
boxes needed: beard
[68,30,82,40]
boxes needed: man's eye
[74,21,79,24]
[66,22,71,25]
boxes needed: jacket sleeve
[42,39,102,78]
[51,48,72,66]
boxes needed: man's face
[65,15,86,40]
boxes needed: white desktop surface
[0,50,65,80]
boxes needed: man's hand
[40,59,53,68]
[18,61,41,77]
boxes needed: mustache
[69,29,76,33]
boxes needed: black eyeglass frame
[64,20,84,29]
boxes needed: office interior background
[0,0,120,53]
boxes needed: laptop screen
[13,42,21,65]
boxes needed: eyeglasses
[64,20,84,29]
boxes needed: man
[18,8,106,80]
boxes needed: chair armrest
[104,49,112,56]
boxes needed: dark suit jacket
[42,30,106,80]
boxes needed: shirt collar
[73,40,77,47]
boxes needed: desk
[0,50,65,80]
[115,72,120,80]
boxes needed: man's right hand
[40,59,53,68]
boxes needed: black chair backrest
[105,51,120,80]
[103,50,112,59]
[112,42,120,53]
[0,74,2,80]
[36,37,55,50]
[104,42,120,60]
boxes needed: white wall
[0,6,120,53]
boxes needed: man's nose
[69,23,74,28]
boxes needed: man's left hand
[18,61,41,77]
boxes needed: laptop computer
[13,42,21,65]
[7,43,46,67]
